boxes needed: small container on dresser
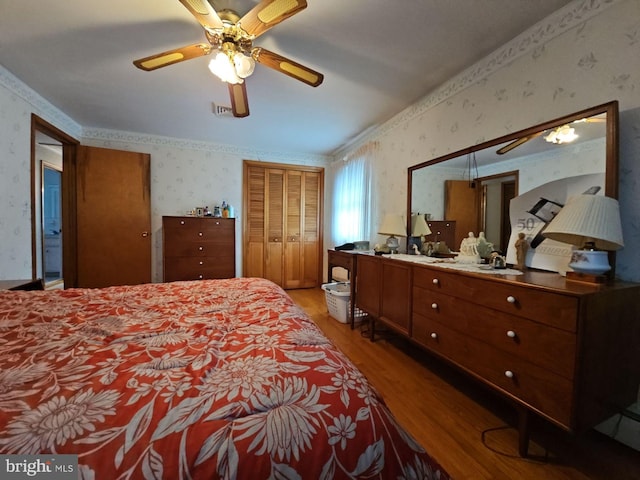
[162,216,235,282]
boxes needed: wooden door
[355,254,381,317]
[245,165,266,279]
[301,171,321,287]
[283,170,321,289]
[243,161,323,289]
[445,180,479,251]
[284,170,302,288]
[266,169,285,286]
[76,146,151,287]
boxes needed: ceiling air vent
[212,103,233,117]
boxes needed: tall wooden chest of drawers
[163,216,235,282]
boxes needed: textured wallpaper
[333,0,640,282]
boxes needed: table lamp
[410,214,432,254]
[379,214,406,254]
[542,194,623,279]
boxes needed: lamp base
[386,235,400,254]
[566,271,608,284]
[568,249,611,276]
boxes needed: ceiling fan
[496,115,606,155]
[133,0,324,118]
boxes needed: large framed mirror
[407,101,618,273]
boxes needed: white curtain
[332,152,373,247]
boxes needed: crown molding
[333,0,621,160]
[0,65,82,139]
[81,128,331,166]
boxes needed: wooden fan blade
[253,48,323,87]
[496,131,544,155]
[178,0,224,31]
[228,83,250,117]
[239,0,307,38]
[134,44,211,71]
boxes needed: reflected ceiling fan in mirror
[133,0,324,118]
[496,115,606,155]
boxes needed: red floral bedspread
[0,278,450,479]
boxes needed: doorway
[31,115,79,288]
[41,162,63,285]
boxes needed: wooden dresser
[162,216,235,282]
[355,254,640,455]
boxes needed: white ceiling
[0,0,572,157]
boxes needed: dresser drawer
[163,216,202,230]
[164,217,234,237]
[413,266,578,331]
[413,313,573,427]
[413,287,577,379]
[164,256,234,281]
[164,239,234,257]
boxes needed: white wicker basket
[321,282,366,324]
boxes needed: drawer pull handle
[199,261,204,265]
[507,330,516,338]
[431,303,438,310]
[199,232,203,236]
[199,246,204,251]
[198,274,203,279]
[432,278,439,285]
[215,221,220,225]
[180,220,185,225]
[504,370,514,379]
[506,295,516,304]
[430,332,438,339]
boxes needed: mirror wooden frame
[407,100,619,271]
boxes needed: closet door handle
[141,231,149,237]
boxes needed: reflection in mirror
[35,132,64,288]
[408,101,618,273]
[42,162,63,285]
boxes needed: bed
[0,277,450,479]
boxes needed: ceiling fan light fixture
[209,52,242,84]
[234,52,255,78]
[544,124,579,144]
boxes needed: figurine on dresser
[457,232,481,264]
[515,232,529,270]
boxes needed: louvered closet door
[266,169,285,286]
[243,161,323,289]
[245,166,266,279]
[284,171,302,288]
[300,172,322,288]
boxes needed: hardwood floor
[287,287,640,480]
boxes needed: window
[332,154,372,246]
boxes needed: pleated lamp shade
[542,194,623,276]
[542,195,624,250]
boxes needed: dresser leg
[517,406,530,457]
